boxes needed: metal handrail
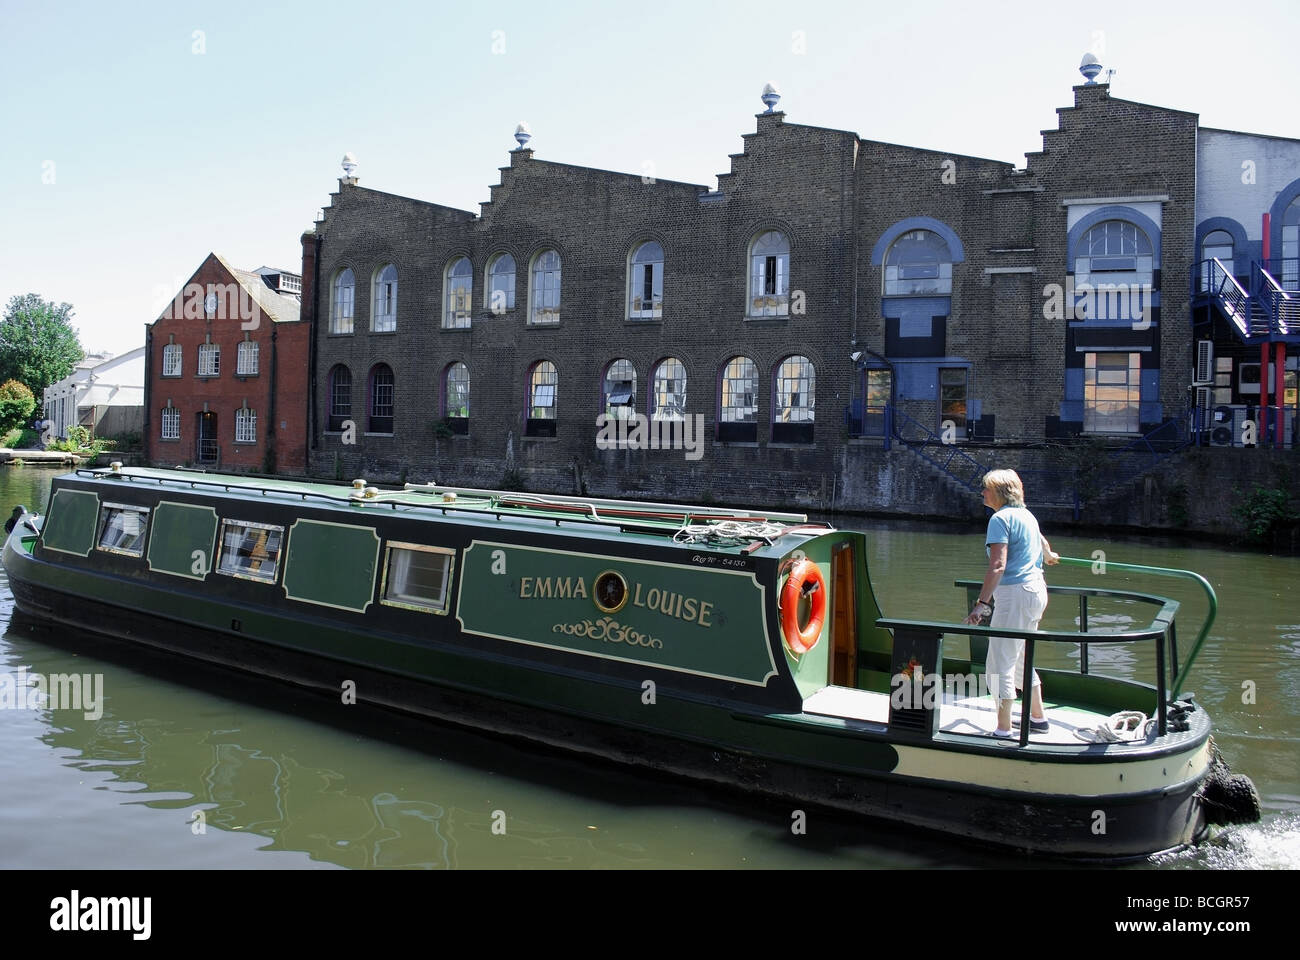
[1199,258,1252,337]
[957,554,1215,701]
[1054,555,1216,700]
[1253,264,1292,336]
[1259,257,1299,292]
[881,555,1216,744]
[878,586,1177,743]
[891,408,989,490]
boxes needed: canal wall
[309,439,1299,547]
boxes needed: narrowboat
[2,465,1260,860]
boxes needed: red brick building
[145,253,309,473]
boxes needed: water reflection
[4,619,996,869]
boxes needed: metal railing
[1252,262,1294,336]
[880,555,1216,746]
[1260,257,1299,292]
[890,408,989,491]
[1195,258,1254,338]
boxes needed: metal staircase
[1196,258,1298,343]
[890,408,988,493]
[888,405,1197,519]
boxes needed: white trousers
[985,575,1048,701]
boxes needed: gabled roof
[213,253,302,324]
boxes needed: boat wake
[1156,811,1300,869]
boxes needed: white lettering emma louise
[519,576,588,599]
[518,576,713,628]
[632,583,712,627]
[50,890,151,940]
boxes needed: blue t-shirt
[985,505,1043,585]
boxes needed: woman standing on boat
[964,469,1059,738]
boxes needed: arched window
[628,241,664,319]
[331,268,355,334]
[1077,220,1153,279]
[444,361,469,434]
[487,253,516,313]
[1200,231,1234,292]
[530,250,561,325]
[328,365,352,432]
[1073,220,1153,321]
[1201,230,1233,267]
[372,264,397,332]
[602,359,637,420]
[773,355,814,444]
[719,356,758,442]
[1283,198,1300,288]
[525,361,557,437]
[884,230,953,296]
[748,231,789,317]
[651,358,686,420]
[368,364,394,434]
[443,257,472,329]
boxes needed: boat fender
[1200,739,1262,825]
[5,505,25,534]
[780,559,827,655]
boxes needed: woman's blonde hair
[982,469,1025,508]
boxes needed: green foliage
[45,424,115,458]
[1165,481,1190,528]
[0,379,36,435]
[1231,484,1297,543]
[0,294,84,394]
[104,431,143,451]
[433,418,455,440]
[1,427,39,448]
[500,466,525,491]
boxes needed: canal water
[0,466,1295,870]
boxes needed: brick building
[144,253,309,472]
[297,70,1294,510]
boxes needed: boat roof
[68,467,835,556]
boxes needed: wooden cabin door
[830,541,858,687]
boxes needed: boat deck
[803,685,1137,745]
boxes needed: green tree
[0,294,84,394]
[0,379,37,435]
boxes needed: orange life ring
[781,559,826,654]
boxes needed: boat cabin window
[96,503,150,557]
[217,520,284,583]
[381,542,454,614]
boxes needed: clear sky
[1,0,1297,355]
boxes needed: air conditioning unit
[1195,341,1214,384]
[1210,404,1251,446]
